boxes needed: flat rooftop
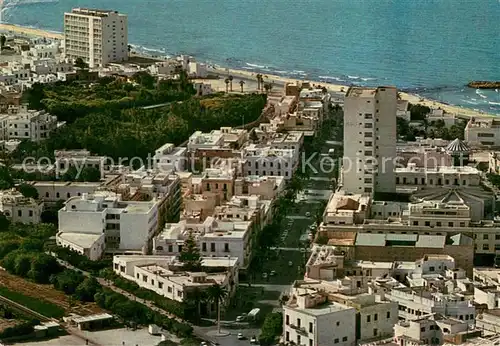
[57,232,103,249]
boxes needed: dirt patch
[0,317,22,332]
[0,269,104,317]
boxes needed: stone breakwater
[467,81,500,89]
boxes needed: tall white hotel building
[64,8,128,68]
[342,86,397,195]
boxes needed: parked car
[270,270,276,276]
[250,336,258,344]
[237,333,244,340]
[305,212,311,217]
[262,273,268,279]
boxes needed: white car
[237,333,244,340]
[262,273,268,279]
[250,336,257,344]
[305,212,311,217]
[236,315,246,322]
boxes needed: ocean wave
[131,44,168,55]
[272,70,288,74]
[489,101,500,106]
[246,63,267,69]
[318,75,344,81]
[348,75,359,79]
[361,77,376,81]
[463,99,479,105]
[479,94,488,99]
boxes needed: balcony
[289,324,308,336]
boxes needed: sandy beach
[210,66,496,119]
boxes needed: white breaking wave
[348,75,359,79]
[361,77,376,81]
[246,63,266,69]
[463,100,479,105]
[489,101,500,105]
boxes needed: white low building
[56,232,105,261]
[152,143,187,172]
[54,150,108,179]
[57,191,160,256]
[30,181,102,204]
[113,255,239,304]
[0,189,43,224]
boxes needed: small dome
[446,138,470,153]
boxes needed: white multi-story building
[243,143,298,179]
[113,255,239,305]
[57,191,159,257]
[64,8,128,68]
[342,86,397,195]
[0,189,43,224]
[7,106,58,142]
[284,290,356,346]
[465,117,500,147]
[152,143,187,172]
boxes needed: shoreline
[0,22,495,119]
[209,66,497,119]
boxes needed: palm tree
[224,78,230,93]
[228,75,233,92]
[207,284,228,334]
[256,73,262,91]
[239,80,245,93]
[186,287,207,321]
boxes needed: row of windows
[7,210,34,218]
[397,177,468,186]
[133,272,183,297]
[366,311,391,322]
[412,221,466,227]
[46,191,83,199]
[251,170,289,177]
[156,242,231,253]
[252,161,289,168]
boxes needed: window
[224,243,229,252]
[364,132,372,137]
[387,311,391,319]
[448,222,454,227]
[45,192,49,198]
[334,339,339,344]
[159,282,163,289]
[365,141,372,146]
[285,332,289,342]
[202,243,207,252]
[460,222,465,227]
[336,321,340,326]
[211,243,216,252]
[168,286,172,293]
[366,315,371,322]
[285,315,289,325]
[421,327,426,332]
[436,222,442,227]
[297,335,301,344]
[143,275,147,282]
[374,313,378,321]
[364,123,373,128]
[484,234,489,240]
[496,234,500,240]
[429,266,435,272]
[425,221,430,226]
[309,340,313,346]
[342,336,347,342]
[17,210,21,217]
[483,244,490,250]
[396,177,400,184]
[373,328,378,336]
[168,245,173,252]
[309,322,313,333]
[297,318,301,328]
[56,192,60,198]
[364,150,372,156]
[29,210,33,217]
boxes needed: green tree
[75,277,100,302]
[14,253,32,277]
[80,167,101,182]
[184,287,207,321]
[0,214,10,231]
[259,312,283,345]
[179,231,202,272]
[74,57,88,69]
[132,71,156,89]
[17,183,39,199]
[207,284,227,334]
[29,253,59,283]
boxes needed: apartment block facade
[64,8,128,67]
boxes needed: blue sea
[4,0,500,114]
